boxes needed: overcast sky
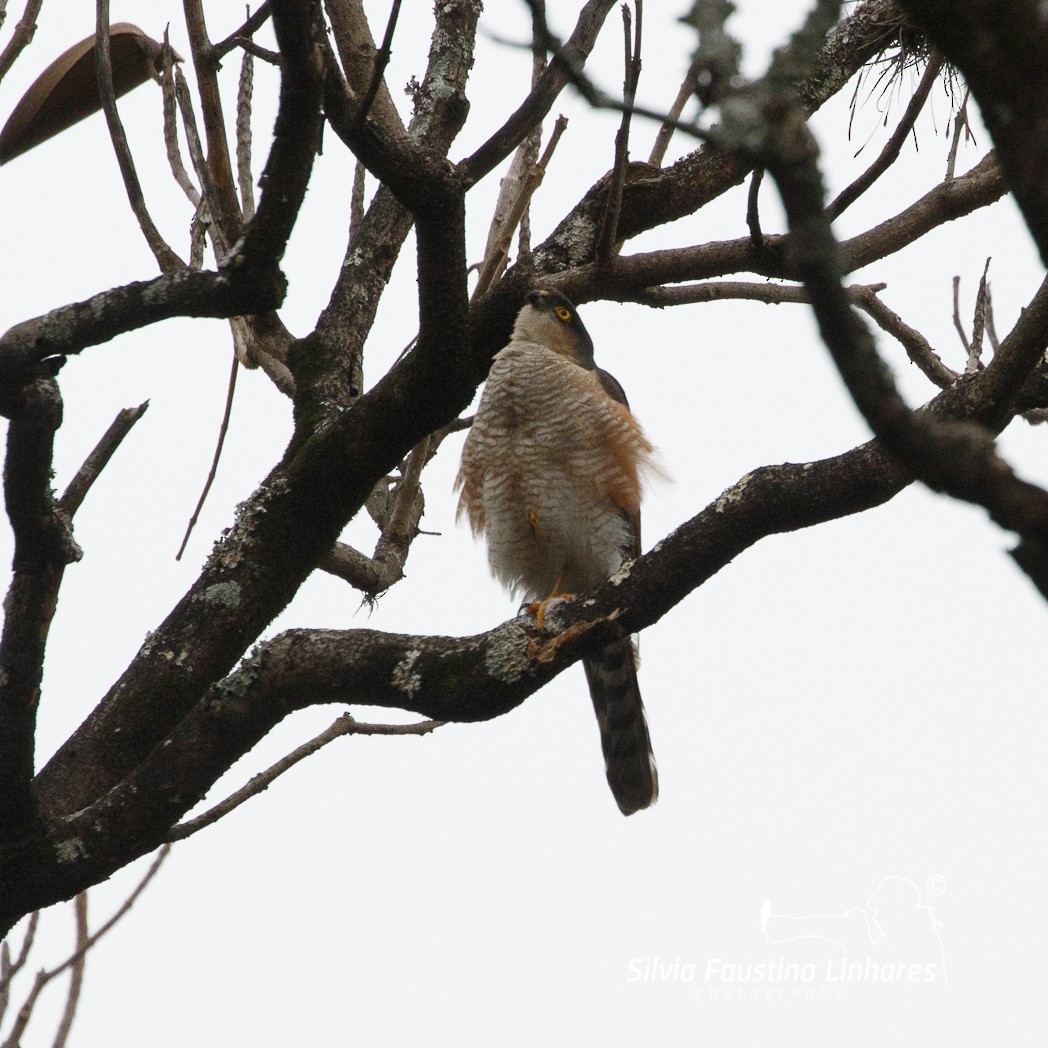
[1,3,1046,1045]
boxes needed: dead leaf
[0,23,174,165]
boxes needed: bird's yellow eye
[555,305,572,322]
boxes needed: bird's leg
[529,572,574,629]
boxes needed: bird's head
[512,289,596,367]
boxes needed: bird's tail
[583,638,658,815]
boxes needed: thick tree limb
[0,379,67,843]
[0,267,286,384]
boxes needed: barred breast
[457,339,658,602]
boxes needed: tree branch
[900,0,1048,265]
[459,0,616,184]
[827,50,944,220]
[0,378,69,842]
[167,712,442,842]
[58,402,149,518]
[95,1,184,273]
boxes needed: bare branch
[0,857,172,1048]
[903,0,1048,263]
[0,0,41,85]
[459,0,616,184]
[183,0,243,244]
[952,273,969,353]
[827,50,944,220]
[58,401,149,518]
[944,87,970,181]
[213,2,272,60]
[647,58,700,167]
[168,713,443,842]
[758,85,1048,559]
[746,167,765,250]
[596,1,642,262]
[620,278,882,307]
[851,285,957,388]
[231,37,279,64]
[50,893,88,1048]
[175,355,238,561]
[323,0,405,137]
[0,912,38,1025]
[95,2,185,272]
[357,0,401,126]
[473,115,568,297]
[537,151,1004,309]
[966,256,992,374]
[349,159,366,240]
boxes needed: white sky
[1,2,1046,1045]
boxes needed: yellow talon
[529,574,572,629]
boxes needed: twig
[358,0,402,126]
[1,848,169,1048]
[967,257,992,374]
[985,285,1001,353]
[54,848,170,975]
[367,435,431,590]
[173,67,227,252]
[349,160,366,242]
[167,713,443,841]
[459,0,615,185]
[0,912,38,1024]
[183,0,242,246]
[213,1,272,59]
[50,893,88,1048]
[620,279,882,308]
[952,274,969,353]
[0,0,42,85]
[596,1,642,263]
[851,285,958,388]
[761,91,1048,573]
[746,168,765,251]
[176,353,238,560]
[95,1,185,273]
[517,10,549,261]
[648,57,700,166]
[472,115,568,296]
[58,402,149,518]
[827,52,944,220]
[189,203,209,268]
[233,37,279,65]
[944,87,970,181]
[319,414,470,593]
[621,279,957,390]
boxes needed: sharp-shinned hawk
[456,289,661,815]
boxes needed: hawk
[456,289,661,815]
